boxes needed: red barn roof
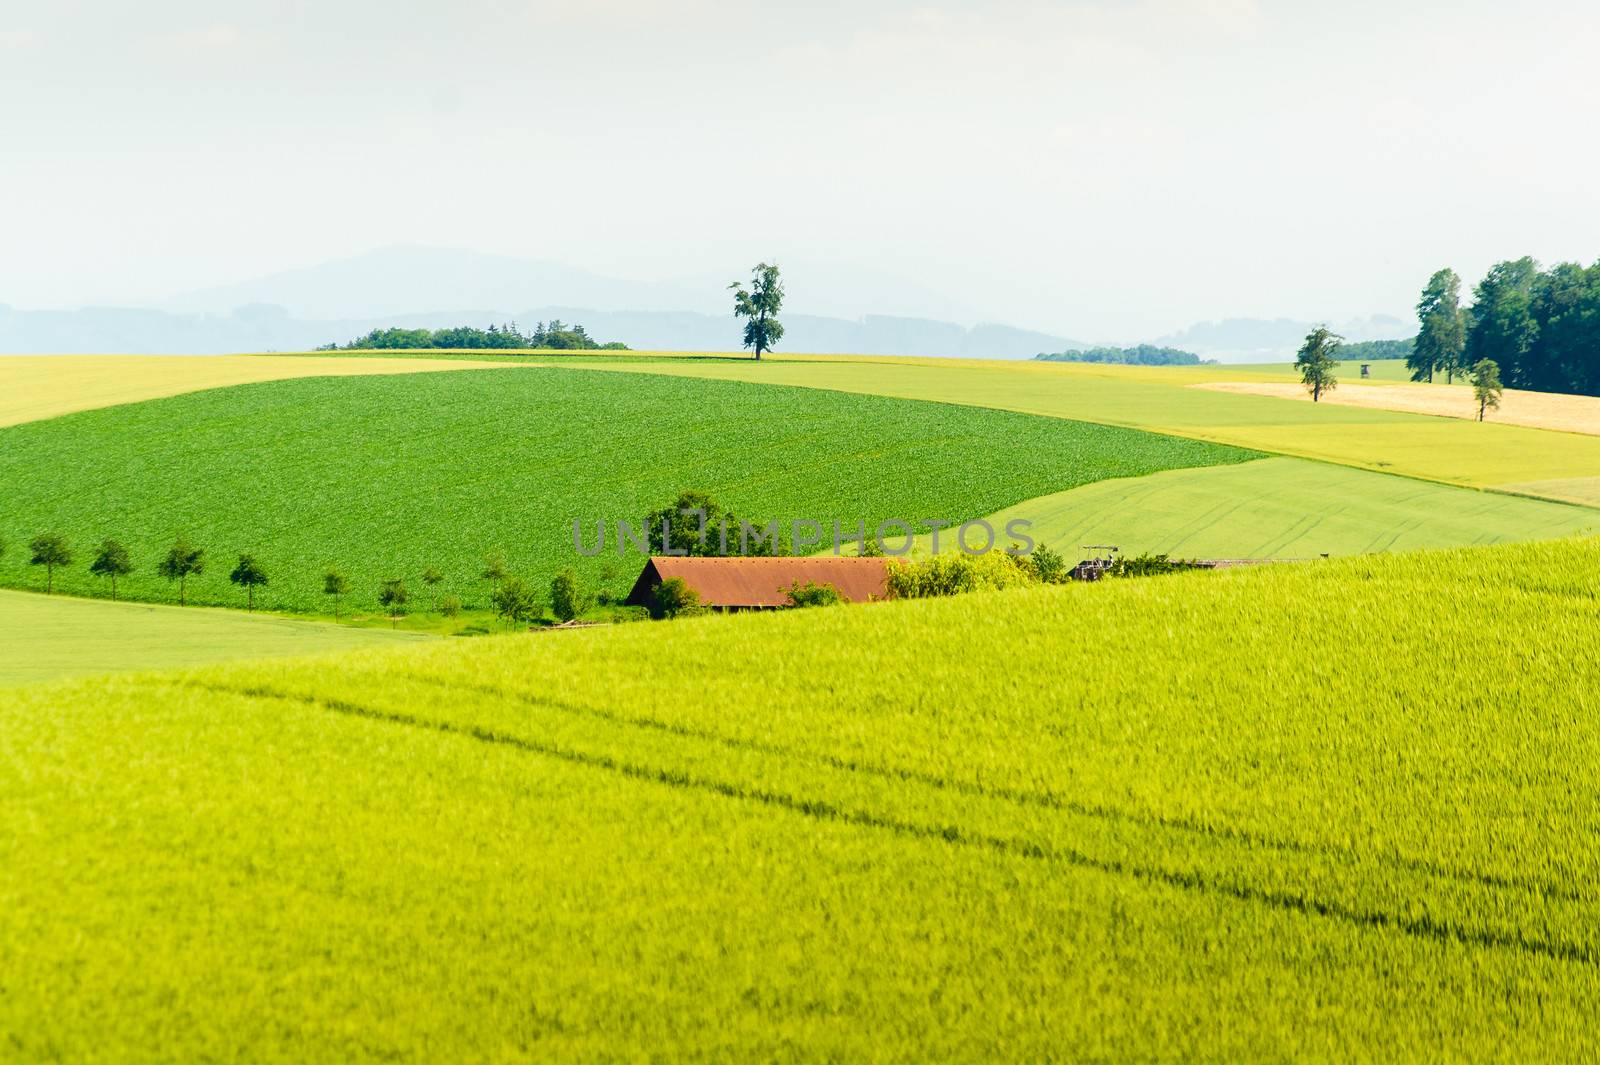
[624,556,892,609]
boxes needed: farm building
[625,556,892,611]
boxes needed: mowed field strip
[1196,379,1600,437]
[0,588,429,687]
[5,537,1600,1060]
[940,456,1600,559]
[0,354,525,428]
[550,354,1600,503]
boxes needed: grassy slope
[0,367,1253,611]
[956,456,1600,559]
[0,354,519,428]
[4,536,1600,1061]
[554,355,1600,500]
[0,588,429,687]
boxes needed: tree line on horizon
[1033,344,1209,367]
[323,320,630,352]
[1408,258,1600,396]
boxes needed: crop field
[932,456,1600,559]
[554,354,1600,502]
[0,354,521,429]
[4,536,1600,1060]
[0,367,1254,611]
[0,588,429,687]
[1199,379,1600,437]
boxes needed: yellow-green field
[938,456,1600,560]
[4,537,1600,1060]
[0,588,429,687]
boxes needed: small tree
[481,551,509,592]
[378,578,409,628]
[1471,358,1504,422]
[421,567,444,611]
[89,539,134,600]
[785,581,843,608]
[323,568,350,620]
[729,262,785,360]
[1295,326,1343,402]
[28,533,73,594]
[438,594,463,619]
[550,567,593,622]
[229,553,269,611]
[648,576,702,619]
[491,575,541,628]
[158,538,206,606]
[1028,543,1068,584]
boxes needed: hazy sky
[4,0,1599,340]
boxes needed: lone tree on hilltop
[1471,358,1504,422]
[89,539,134,600]
[158,537,206,606]
[323,568,350,620]
[1409,268,1468,384]
[229,553,269,612]
[378,578,409,628]
[28,533,73,594]
[1295,326,1343,402]
[730,262,785,360]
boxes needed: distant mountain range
[0,246,1414,360]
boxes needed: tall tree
[549,567,593,623]
[1294,326,1342,402]
[421,567,444,612]
[323,568,350,620]
[729,262,785,360]
[229,553,269,612]
[28,533,73,594]
[1409,268,1466,383]
[1466,257,1541,389]
[89,539,134,601]
[1470,359,1503,422]
[158,537,206,606]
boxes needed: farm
[0,366,1259,611]
[5,537,1600,1060]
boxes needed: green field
[5,536,1600,1060]
[0,588,429,687]
[552,355,1600,501]
[0,367,1255,611]
[954,456,1600,559]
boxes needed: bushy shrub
[886,551,1036,599]
[438,595,463,618]
[550,567,594,622]
[1105,553,1199,578]
[786,581,844,608]
[648,577,702,619]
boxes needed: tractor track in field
[181,677,1600,968]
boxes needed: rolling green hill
[5,536,1600,1060]
[0,588,429,687]
[0,367,1254,612]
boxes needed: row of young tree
[1,534,255,606]
[324,320,629,351]
[1,534,599,627]
[1408,259,1600,396]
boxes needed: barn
[624,556,893,611]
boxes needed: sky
[3,0,1599,341]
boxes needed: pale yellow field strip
[1195,380,1600,437]
[0,355,523,428]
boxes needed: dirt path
[1194,380,1600,437]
